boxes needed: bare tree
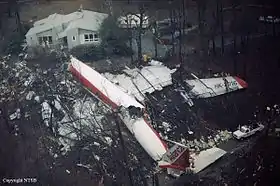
[219,0,224,55]
[169,1,175,56]
[13,0,22,35]
[197,0,207,58]
[152,20,158,59]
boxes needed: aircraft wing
[103,65,176,102]
[185,76,248,98]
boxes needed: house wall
[66,28,80,49]
[26,34,39,47]
[36,28,67,47]
[78,29,101,45]
[26,28,60,47]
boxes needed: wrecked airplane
[68,56,248,176]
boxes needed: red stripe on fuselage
[70,63,168,152]
[159,164,186,171]
[143,116,168,150]
[233,76,248,88]
[70,64,118,109]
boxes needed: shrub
[70,44,106,61]
[26,46,45,59]
[101,41,133,57]
[99,16,133,57]
[3,34,24,55]
[111,43,133,56]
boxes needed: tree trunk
[153,29,158,59]
[169,4,175,56]
[8,6,12,17]
[127,15,133,63]
[212,35,216,56]
[178,8,183,65]
[14,1,22,36]
[262,4,268,36]
[216,0,220,26]
[137,6,144,64]
[0,15,2,38]
[114,113,134,186]
[243,53,247,78]
[220,1,224,55]
[233,4,237,75]
[272,20,276,37]
[154,173,160,186]
[153,11,158,59]
[182,0,186,37]
[198,0,203,58]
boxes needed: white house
[25,9,108,49]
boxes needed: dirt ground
[171,34,280,185]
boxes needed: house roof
[58,10,108,38]
[26,10,108,37]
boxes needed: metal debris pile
[0,53,154,183]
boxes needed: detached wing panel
[186,76,248,98]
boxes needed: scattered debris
[9,108,21,120]
[34,96,40,103]
[26,91,35,100]
[41,101,52,127]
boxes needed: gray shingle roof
[26,10,108,37]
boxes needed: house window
[38,36,53,45]
[84,33,99,42]
[94,34,99,41]
[72,36,76,41]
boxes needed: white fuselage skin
[70,57,167,162]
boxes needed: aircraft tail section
[159,144,190,176]
[186,76,248,98]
